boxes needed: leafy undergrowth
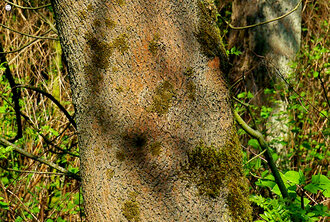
[228,0,329,221]
[0,1,82,221]
[0,0,328,221]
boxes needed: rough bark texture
[52,0,251,221]
[229,0,301,148]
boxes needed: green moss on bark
[146,80,176,115]
[183,130,252,221]
[186,80,196,100]
[183,67,195,77]
[85,32,129,69]
[196,0,229,71]
[148,142,162,156]
[106,168,115,180]
[122,200,140,221]
[148,34,161,55]
[112,33,129,54]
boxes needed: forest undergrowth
[0,0,328,221]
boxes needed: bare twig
[0,42,22,142]
[6,189,40,222]
[15,85,77,129]
[5,0,51,10]
[0,137,81,181]
[1,167,65,176]
[0,30,52,54]
[221,0,302,30]
[0,23,58,40]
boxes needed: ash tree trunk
[51,0,251,221]
[229,0,301,150]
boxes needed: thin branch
[244,149,267,166]
[0,30,52,54]
[6,189,40,222]
[34,9,57,33]
[264,58,330,121]
[317,72,330,109]
[25,118,79,157]
[0,137,81,181]
[15,85,77,129]
[1,167,65,175]
[233,110,289,199]
[221,0,302,30]
[19,0,57,33]
[5,0,51,10]
[0,23,58,40]
[0,43,22,142]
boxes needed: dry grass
[0,1,81,221]
[291,0,329,174]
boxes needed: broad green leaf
[304,184,319,194]
[248,139,260,149]
[284,171,300,185]
[256,179,276,189]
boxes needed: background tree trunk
[51,0,251,221]
[229,0,301,150]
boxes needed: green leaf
[284,171,300,185]
[313,71,319,78]
[247,91,254,99]
[299,170,306,185]
[320,110,328,118]
[0,200,9,209]
[248,139,260,149]
[272,184,282,196]
[304,184,319,194]
[237,92,246,99]
[319,175,330,197]
[256,178,276,189]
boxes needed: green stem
[233,110,289,199]
[0,137,80,181]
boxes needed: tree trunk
[51,0,251,221]
[229,0,301,150]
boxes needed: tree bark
[51,0,251,221]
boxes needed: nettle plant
[234,81,329,221]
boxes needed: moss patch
[105,18,116,29]
[227,178,252,221]
[115,0,126,6]
[106,168,115,180]
[86,34,114,69]
[112,33,129,54]
[148,34,161,54]
[146,80,176,115]
[184,141,238,197]
[115,85,124,93]
[183,131,252,221]
[94,146,101,156]
[183,67,195,77]
[116,150,126,161]
[186,80,196,100]
[85,32,129,69]
[197,0,230,72]
[122,193,140,222]
[196,0,224,58]
[148,142,162,156]
[87,3,93,11]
